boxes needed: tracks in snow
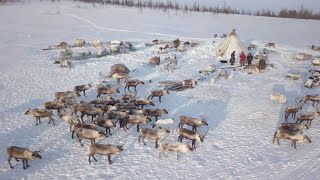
[64,13,210,40]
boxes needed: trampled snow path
[1,1,320,179]
[64,13,210,41]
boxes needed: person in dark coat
[247,53,253,66]
[230,51,235,65]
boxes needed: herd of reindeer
[7,48,209,170]
[271,93,320,149]
[7,38,320,171]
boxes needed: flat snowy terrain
[0,1,320,179]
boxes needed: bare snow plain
[0,1,320,179]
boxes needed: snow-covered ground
[0,1,320,179]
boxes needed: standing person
[247,53,253,66]
[230,51,235,65]
[239,51,246,67]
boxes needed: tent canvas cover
[214,29,247,59]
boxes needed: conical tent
[214,29,247,59]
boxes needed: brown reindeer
[25,109,55,126]
[178,128,208,150]
[145,108,168,121]
[7,146,42,169]
[295,109,320,127]
[147,90,170,102]
[109,72,128,84]
[88,143,124,165]
[302,94,320,107]
[149,56,160,65]
[74,83,92,97]
[124,80,145,92]
[284,101,303,121]
[96,87,120,97]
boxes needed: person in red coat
[239,51,246,67]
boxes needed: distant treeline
[1,0,320,20]
[76,0,320,20]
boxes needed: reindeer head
[200,116,209,126]
[164,90,170,95]
[164,129,171,134]
[302,135,311,143]
[31,150,42,160]
[193,80,198,86]
[116,145,124,152]
[163,109,169,114]
[24,109,31,115]
[197,128,209,142]
[98,131,107,139]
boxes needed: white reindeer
[270,93,287,104]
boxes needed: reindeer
[7,146,42,169]
[88,143,124,165]
[70,122,98,139]
[273,129,311,149]
[72,102,94,117]
[96,87,120,97]
[159,142,193,160]
[93,117,117,137]
[25,109,54,126]
[302,94,320,106]
[145,108,168,121]
[74,38,86,47]
[75,128,106,146]
[178,128,208,150]
[53,59,71,68]
[269,93,287,104]
[139,128,170,148]
[121,92,137,102]
[295,109,320,127]
[182,79,197,88]
[179,115,208,131]
[90,96,116,105]
[152,118,175,132]
[284,101,303,121]
[79,107,104,123]
[61,112,80,131]
[247,44,257,50]
[74,83,92,97]
[147,90,170,102]
[149,56,160,65]
[109,72,128,84]
[124,80,145,92]
[131,98,155,108]
[54,91,80,102]
[122,115,151,132]
[279,123,309,133]
[265,43,275,48]
[44,101,66,117]
[107,110,128,129]
[56,41,69,49]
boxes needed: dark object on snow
[109,64,130,75]
[149,56,160,65]
[257,59,266,72]
[173,39,180,48]
[220,60,228,63]
[230,51,235,65]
